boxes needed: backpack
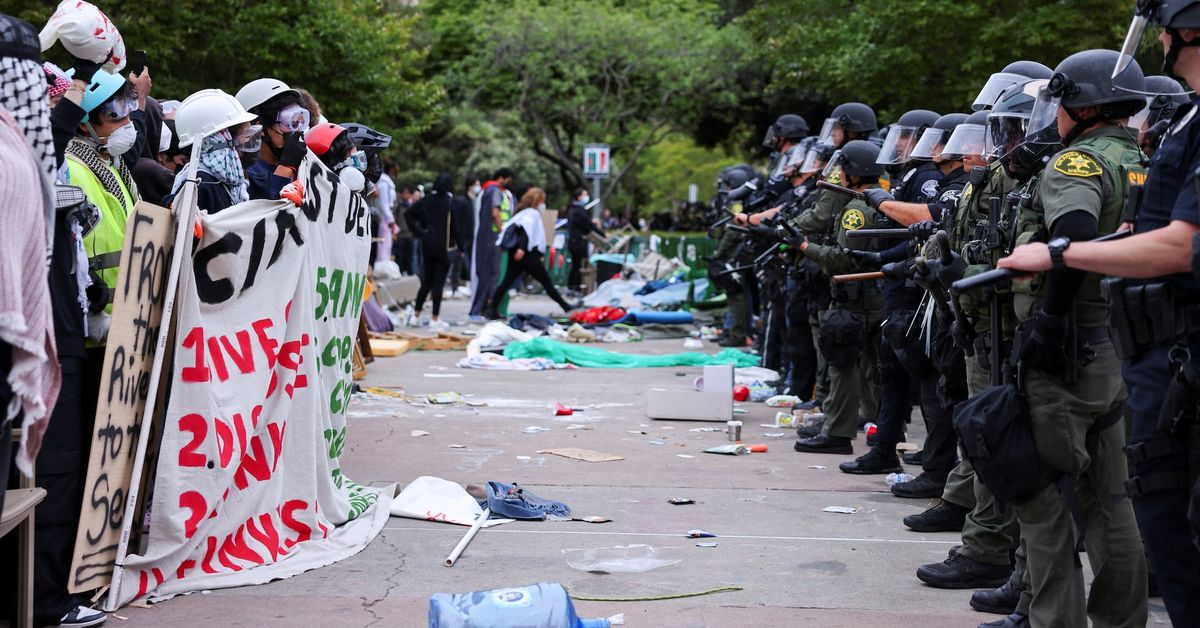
[952,383,1044,504]
[818,307,864,368]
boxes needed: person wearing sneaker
[793,140,885,455]
[484,188,578,318]
[407,172,467,329]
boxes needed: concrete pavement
[113,292,1172,627]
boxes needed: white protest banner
[113,154,391,605]
[69,201,175,593]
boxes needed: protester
[469,167,515,321]
[565,186,604,295]
[448,175,480,296]
[374,161,399,266]
[163,89,260,211]
[235,78,307,200]
[393,184,417,275]
[484,188,577,318]
[406,173,466,329]
[304,122,369,193]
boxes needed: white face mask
[104,122,138,156]
[339,166,366,192]
[470,184,482,196]
[580,194,590,204]
[537,203,547,210]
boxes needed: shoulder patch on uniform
[842,208,866,230]
[1053,151,1103,178]
[921,179,940,198]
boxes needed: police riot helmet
[762,114,810,147]
[798,140,838,173]
[717,163,758,192]
[911,113,969,161]
[1116,0,1200,82]
[838,140,885,178]
[1026,49,1146,146]
[1002,60,1054,79]
[817,102,878,145]
[986,78,1049,159]
[972,61,1053,111]
[1134,75,1192,128]
[941,110,989,159]
[877,109,941,164]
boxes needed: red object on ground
[865,423,878,439]
[569,305,626,325]
[732,385,750,402]
[748,444,768,453]
[555,402,573,416]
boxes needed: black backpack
[818,307,864,368]
[952,383,1044,504]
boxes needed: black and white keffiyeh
[1,14,56,250]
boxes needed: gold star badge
[1053,151,1102,178]
[842,208,866,230]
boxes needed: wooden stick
[832,271,885,284]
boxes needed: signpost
[583,143,610,220]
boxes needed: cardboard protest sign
[114,155,391,605]
[69,201,174,593]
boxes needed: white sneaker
[58,605,107,627]
[429,320,451,332]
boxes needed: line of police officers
[704,2,1200,625]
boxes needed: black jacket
[407,192,466,259]
[566,200,603,241]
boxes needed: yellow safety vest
[67,156,135,305]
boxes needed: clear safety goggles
[97,95,137,121]
[972,72,1024,111]
[941,124,987,158]
[1024,85,1063,144]
[275,105,311,133]
[876,125,921,164]
[910,127,950,161]
[821,149,843,179]
[985,115,1029,158]
[236,124,263,153]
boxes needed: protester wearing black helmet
[1001,5,1200,622]
[794,140,886,454]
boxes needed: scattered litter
[765,395,802,408]
[686,529,716,538]
[479,481,572,520]
[696,542,719,548]
[732,384,750,401]
[733,408,748,415]
[807,465,826,469]
[457,353,572,371]
[675,371,687,376]
[627,430,647,435]
[647,440,666,445]
[763,432,786,438]
[566,424,592,431]
[682,338,703,349]
[660,426,675,430]
[429,583,617,626]
[563,544,682,574]
[688,427,722,433]
[823,506,859,514]
[676,454,696,459]
[770,411,800,428]
[466,400,488,407]
[522,426,552,433]
[572,516,611,524]
[516,456,532,460]
[748,444,768,453]
[539,447,624,462]
[885,472,916,487]
[411,430,430,437]
[428,391,464,404]
[555,402,574,416]
[424,373,465,378]
[390,476,514,528]
[448,444,467,449]
[668,498,694,505]
[703,444,749,455]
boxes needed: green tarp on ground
[503,337,760,368]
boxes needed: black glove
[85,269,109,315]
[71,56,105,84]
[864,188,894,211]
[278,132,307,170]
[951,316,975,355]
[924,251,967,289]
[787,233,807,250]
[847,248,882,268]
[1014,309,1068,374]
[908,220,938,242]
[881,260,914,280]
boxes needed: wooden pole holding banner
[104,143,202,611]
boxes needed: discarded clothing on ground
[504,337,760,369]
[456,353,573,371]
[583,277,708,310]
[390,476,513,527]
[507,313,558,332]
[478,481,572,520]
[362,295,393,332]
[466,321,533,357]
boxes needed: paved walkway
[116,292,1172,627]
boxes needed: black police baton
[950,229,1132,295]
[816,180,867,201]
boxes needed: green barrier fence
[545,232,715,285]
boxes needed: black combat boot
[917,552,1011,589]
[979,612,1028,628]
[903,500,968,532]
[890,471,947,498]
[838,448,903,474]
[793,434,853,454]
[970,581,1020,614]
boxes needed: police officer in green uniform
[710,164,761,347]
[794,140,886,454]
[994,49,1149,627]
[1000,5,1200,622]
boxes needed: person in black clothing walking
[565,187,604,295]
[485,188,578,318]
[407,173,466,329]
[448,175,480,295]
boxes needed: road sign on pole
[583,144,610,178]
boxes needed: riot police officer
[794,141,887,454]
[1135,74,1189,155]
[709,164,762,348]
[1001,5,1200,622]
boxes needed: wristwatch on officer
[1048,237,1071,270]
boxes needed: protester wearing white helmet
[235,77,308,200]
[164,89,260,213]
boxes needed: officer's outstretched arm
[1000,219,1198,277]
[877,200,935,226]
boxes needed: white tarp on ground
[116,154,391,604]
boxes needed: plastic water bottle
[885,472,916,487]
[429,582,615,628]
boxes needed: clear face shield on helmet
[799,144,831,173]
[1024,85,1064,144]
[985,115,1029,159]
[972,72,1025,110]
[1128,97,1153,130]
[910,127,950,161]
[761,123,780,148]
[816,117,837,144]
[940,124,987,159]
[821,149,844,179]
[876,125,921,164]
[1113,5,1191,94]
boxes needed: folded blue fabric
[480,481,572,520]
